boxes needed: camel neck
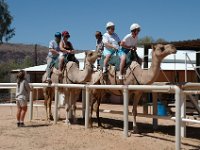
[147,53,161,83]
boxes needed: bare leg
[119,55,126,76]
[20,106,27,122]
[59,56,64,74]
[16,106,22,122]
[103,55,111,72]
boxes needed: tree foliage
[0,56,33,82]
[0,0,15,43]
[138,36,168,47]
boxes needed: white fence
[1,83,200,150]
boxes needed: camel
[88,44,177,132]
[42,50,99,122]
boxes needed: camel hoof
[64,120,71,125]
[49,115,54,121]
[132,127,139,134]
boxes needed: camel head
[85,50,99,64]
[152,44,177,61]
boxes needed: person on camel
[46,32,62,82]
[95,31,104,70]
[102,22,120,74]
[59,30,79,72]
[118,23,142,80]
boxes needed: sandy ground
[0,103,200,150]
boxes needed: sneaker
[118,75,124,80]
[17,122,20,127]
[45,78,52,84]
[20,122,25,127]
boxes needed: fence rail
[1,82,200,150]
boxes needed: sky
[6,0,200,50]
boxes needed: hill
[0,43,48,65]
[0,43,48,82]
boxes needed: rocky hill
[0,43,48,65]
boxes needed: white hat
[130,23,141,31]
[106,22,115,28]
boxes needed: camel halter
[128,66,140,85]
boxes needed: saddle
[99,51,135,71]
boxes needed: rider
[95,31,104,69]
[118,23,142,80]
[102,22,120,74]
[59,30,79,71]
[46,32,62,82]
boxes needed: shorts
[16,99,27,107]
[118,48,130,57]
[103,49,116,56]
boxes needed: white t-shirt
[122,33,138,48]
[48,40,60,57]
[102,32,120,51]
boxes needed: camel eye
[160,47,165,51]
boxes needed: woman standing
[16,70,31,127]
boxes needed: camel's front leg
[132,92,142,133]
[64,89,71,125]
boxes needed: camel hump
[130,61,140,70]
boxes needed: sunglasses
[131,29,140,33]
[107,26,115,30]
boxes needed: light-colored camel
[89,44,177,131]
[42,51,99,122]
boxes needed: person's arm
[24,80,31,93]
[49,41,59,55]
[120,41,132,49]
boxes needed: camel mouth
[171,50,177,54]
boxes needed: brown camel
[88,44,177,131]
[42,50,99,122]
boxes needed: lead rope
[129,66,140,85]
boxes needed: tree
[0,0,15,43]
[155,38,167,44]
[138,36,154,47]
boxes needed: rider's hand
[70,50,75,54]
[112,46,118,51]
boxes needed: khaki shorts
[16,99,27,107]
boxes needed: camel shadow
[74,117,200,140]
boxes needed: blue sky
[6,0,200,50]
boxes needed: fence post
[123,87,129,137]
[175,86,181,150]
[54,86,58,124]
[29,87,33,121]
[85,86,90,128]
[82,89,86,118]
[181,92,186,137]
[152,92,158,129]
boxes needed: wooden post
[143,45,149,114]
[196,48,200,82]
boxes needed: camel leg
[44,88,50,121]
[49,91,54,121]
[132,92,142,134]
[64,89,71,125]
[71,90,79,123]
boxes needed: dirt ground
[0,103,199,150]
